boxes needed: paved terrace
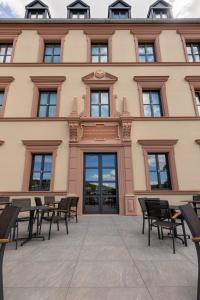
[3,216,197,300]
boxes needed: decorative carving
[122,122,132,141]
[69,122,79,143]
[95,70,105,79]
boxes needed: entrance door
[83,153,119,214]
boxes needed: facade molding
[185,76,200,116]
[177,29,200,62]
[0,77,14,117]
[138,139,178,146]
[30,76,66,84]
[82,70,118,84]
[22,140,62,147]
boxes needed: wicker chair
[0,206,20,300]
[69,197,79,223]
[180,204,200,300]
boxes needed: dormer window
[147,0,173,19]
[67,0,90,19]
[108,0,131,19]
[25,0,51,19]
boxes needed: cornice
[0,77,14,84]
[138,139,178,146]
[0,29,22,38]
[30,76,66,84]
[22,140,63,147]
[185,76,200,83]
[84,29,115,36]
[134,76,169,82]
[130,29,161,35]
[37,28,69,38]
[82,70,118,85]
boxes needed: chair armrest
[0,239,9,244]
[192,237,200,242]
[172,212,181,219]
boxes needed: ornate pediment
[82,70,118,85]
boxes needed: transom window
[138,43,156,62]
[143,91,163,117]
[37,91,57,117]
[0,91,4,112]
[91,44,108,63]
[44,44,61,63]
[148,153,171,190]
[71,10,86,19]
[0,44,12,63]
[90,90,109,117]
[154,10,168,18]
[186,43,200,62]
[112,10,129,19]
[195,91,200,115]
[29,154,53,191]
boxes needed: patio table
[20,206,46,246]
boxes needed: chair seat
[155,220,179,228]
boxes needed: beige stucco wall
[64,30,87,62]
[112,30,136,62]
[160,30,185,62]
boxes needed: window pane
[85,182,99,196]
[44,56,52,63]
[160,172,168,186]
[153,105,161,117]
[148,155,157,171]
[187,46,192,54]
[144,105,152,117]
[102,182,116,195]
[151,92,160,104]
[40,93,48,104]
[38,106,47,117]
[48,106,56,117]
[33,155,42,171]
[147,55,155,62]
[198,107,200,115]
[100,47,108,55]
[91,47,99,55]
[45,46,53,55]
[100,56,108,63]
[53,55,61,63]
[150,172,159,188]
[43,172,51,180]
[85,169,99,181]
[146,46,154,54]
[5,56,11,63]
[102,155,115,167]
[0,92,4,107]
[7,47,12,55]
[44,155,52,172]
[32,172,40,180]
[193,46,199,54]
[91,92,99,104]
[101,92,109,104]
[188,54,194,62]
[91,105,99,117]
[92,55,99,63]
[102,169,115,181]
[0,46,6,55]
[158,154,167,171]
[49,93,57,105]
[101,105,109,117]
[85,155,98,167]
[139,47,145,55]
[143,93,150,104]
[194,55,200,62]
[139,55,146,62]
[54,47,61,55]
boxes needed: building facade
[0,0,200,215]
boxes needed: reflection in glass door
[83,153,119,214]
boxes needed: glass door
[83,153,119,214]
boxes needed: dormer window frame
[108,0,131,19]
[154,9,169,19]
[147,0,173,19]
[25,0,51,19]
[67,0,90,19]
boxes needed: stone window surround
[185,76,200,116]
[134,76,169,117]
[0,29,21,63]
[84,29,115,63]
[177,30,200,62]
[21,140,62,192]
[30,76,66,118]
[138,139,179,192]
[0,77,14,117]
[131,29,162,63]
[37,29,68,63]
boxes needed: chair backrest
[44,196,55,205]
[138,198,147,213]
[180,204,200,238]
[146,200,170,219]
[0,206,20,240]
[35,197,42,206]
[58,198,71,211]
[12,198,31,209]
[0,196,10,204]
[193,195,200,202]
[68,197,79,208]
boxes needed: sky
[0,0,199,18]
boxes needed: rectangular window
[44,44,61,63]
[112,10,129,19]
[0,44,12,63]
[143,91,163,117]
[90,90,109,117]
[29,154,53,191]
[71,11,86,19]
[155,11,167,18]
[0,91,4,112]
[186,43,200,62]
[37,91,57,117]
[148,153,171,190]
[138,43,156,63]
[91,44,108,63]
[195,91,200,115]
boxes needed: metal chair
[44,196,55,206]
[193,195,200,215]
[138,198,160,234]
[0,197,10,212]
[68,197,79,223]
[146,200,187,253]
[180,204,200,300]
[11,199,31,249]
[0,206,20,300]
